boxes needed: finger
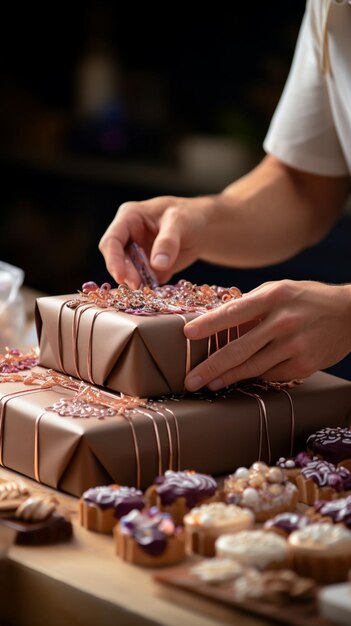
[184,291,270,340]
[150,207,182,273]
[185,338,290,392]
[261,359,314,382]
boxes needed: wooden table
[0,467,270,626]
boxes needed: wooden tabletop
[0,466,271,626]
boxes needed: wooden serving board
[155,564,337,626]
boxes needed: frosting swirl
[307,427,351,464]
[264,512,311,535]
[301,460,351,492]
[314,495,351,528]
[82,485,144,518]
[154,471,217,508]
[215,530,288,569]
[120,507,179,556]
[277,451,314,470]
[184,502,254,530]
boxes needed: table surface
[0,466,274,626]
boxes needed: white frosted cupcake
[184,502,254,557]
[289,523,351,584]
[215,529,290,570]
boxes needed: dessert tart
[264,512,312,538]
[223,463,298,522]
[312,495,351,529]
[79,484,144,533]
[276,452,315,485]
[307,427,351,470]
[145,470,218,525]
[215,529,291,570]
[296,459,351,505]
[288,523,351,584]
[114,507,185,567]
[184,502,254,557]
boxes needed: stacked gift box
[0,283,349,497]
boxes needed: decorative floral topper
[0,347,39,382]
[66,279,242,316]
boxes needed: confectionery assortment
[1,249,351,622]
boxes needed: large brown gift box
[35,294,254,397]
[0,369,350,497]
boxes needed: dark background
[0,2,350,378]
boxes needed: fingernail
[185,374,203,391]
[184,324,199,338]
[153,254,169,269]
[208,378,224,391]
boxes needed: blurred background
[0,2,350,378]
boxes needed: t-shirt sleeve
[263,0,348,176]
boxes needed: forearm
[200,155,349,268]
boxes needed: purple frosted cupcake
[296,460,351,505]
[145,470,218,525]
[313,496,351,529]
[264,512,311,538]
[79,484,144,533]
[307,427,351,468]
[276,452,315,484]
[115,507,185,567]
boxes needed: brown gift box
[35,294,254,397]
[0,369,350,497]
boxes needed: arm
[201,154,350,268]
[99,155,349,287]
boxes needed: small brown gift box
[35,294,253,397]
[0,369,350,497]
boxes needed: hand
[184,280,351,390]
[99,195,217,287]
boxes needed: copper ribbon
[72,303,95,379]
[0,388,45,467]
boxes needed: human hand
[99,195,217,288]
[183,280,351,390]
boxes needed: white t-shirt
[264,0,351,177]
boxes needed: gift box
[35,293,254,397]
[0,368,350,497]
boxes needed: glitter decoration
[0,347,39,382]
[66,276,242,316]
[47,398,117,419]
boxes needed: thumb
[150,208,182,273]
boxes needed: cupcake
[312,496,351,529]
[114,507,185,567]
[215,529,290,570]
[289,523,351,584]
[145,470,218,525]
[79,484,144,534]
[223,463,298,522]
[264,512,312,538]
[276,452,315,485]
[307,427,351,470]
[184,502,254,557]
[296,459,351,505]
